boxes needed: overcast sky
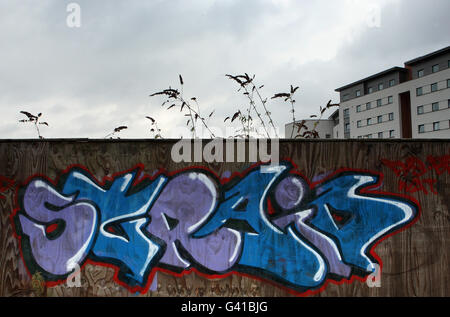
[0,0,449,138]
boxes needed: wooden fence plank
[0,140,448,297]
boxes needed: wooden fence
[0,139,448,297]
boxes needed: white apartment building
[336,46,450,139]
[284,114,337,139]
[285,46,450,139]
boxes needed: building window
[356,90,361,97]
[417,69,424,78]
[417,105,424,114]
[343,108,349,117]
[447,79,450,88]
[356,105,361,112]
[389,79,395,87]
[418,125,425,133]
[378,83,384,90]
[345,123,350,132]
[433,122,439,131]
[366,102,372,110]
[448,99,450,108]
[368,87,373,94]
[377,115,382,124]
[388,96,393,104]
[389,130,394,138]
[357,120,361,128]
[378,132,383,138]
[416,87,423,96]
[432,64,439,73]
[432,102,439,112]
[343,94,349,101]
[431,83,438,92]
[376,99,382,107]
[389,112,394,121]
[367,118,373,125]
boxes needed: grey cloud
[333,0,450,88]
[0,0,448,138]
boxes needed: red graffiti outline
[382,154,450,195]
[0,175,15,200]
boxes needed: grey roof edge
[328,108,339,119]
[285,119,334,127]
[335,66,408,92]
[404,46,450,65]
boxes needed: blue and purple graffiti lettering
[12,161,419,295]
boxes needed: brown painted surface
[0,139,448,297]
[400,91,412,138]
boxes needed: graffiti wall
[0,140,448,296]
